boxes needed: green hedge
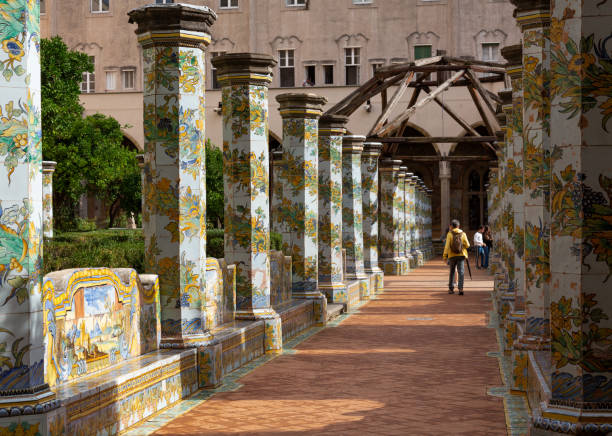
[44,229,144,274]
[44,229,283,274]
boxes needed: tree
[206,139,224,228]
[41,37,140,229]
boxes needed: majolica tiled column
[539,2,612,432]
[43,161,57,238]
[397,166,408,273]
[408,175,419,268]
[379,159,403,275]
[130,4,215,343]
[414,180,425,266]
[514,1,552,351]
[404,172,415,268]
[342,135,370,299]
[0,0,54,405]
[361,142,384,294]
[212,53,282,353]
[425,189,433,259]
[271,150,286,236]
[318,115,348,305]
[276,93,327,324]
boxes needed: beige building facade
[41,0,520,234]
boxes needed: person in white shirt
[473,225,485,269]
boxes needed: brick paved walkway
[153,259,507,435]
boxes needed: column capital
[128,3,216,48]
[501,44,522,79]
[211,52,276,86]
[380,158,402,172]
[511,0,550,29]
[362,141,382,158]
[439,160,452,179]
[342,135,365,154]
[319,114,348,135]
[276,93,327,119]
[42,160,57,173]
[398,165,407,180]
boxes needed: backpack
[451,231,463,254]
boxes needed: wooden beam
[375,56,441,77]
[325,75,381,115]
[375,69,465,137]
[368,71,414,136]
[467,85,495,136]
[445,57,506,68]
[370,136,498,143]
[396,155,498,162]
[465,69,498,119]
[381,88,388,111]
[338,73,406,116]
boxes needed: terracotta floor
[154,259,507,435]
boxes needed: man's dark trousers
[449,256,465,291]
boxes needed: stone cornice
[276,93,327,119]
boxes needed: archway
[449,125,497,234]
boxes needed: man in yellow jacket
[442,219,470,295]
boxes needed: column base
[504,311,524,352]
[236,309,283,354]
[531,410,612,435]
[346,273,370,301]
[415,250,425,266]
[381,257,404,275]
[364,267,384,295]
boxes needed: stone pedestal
[131,4,215,344]
[43,161,57,238]
[318,115,351,308]
[212,52,282,354]
[342,135,370,299]
[379,159,404,275]
[361,142,384,295]
[276,92,327,325]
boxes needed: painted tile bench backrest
[42,268,161,387]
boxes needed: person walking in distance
[483,225,493,269]
[474,225,486,269]
[443,219,470,295]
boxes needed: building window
[40,0,46,14]
[481,42,499,62]
[286,0,306,6]
[279,49,295,88]
[91,0,109,13]
[155,0,174,3]
[122,69,135,89]
[323,65,333,85]
[105,70,117,91]
[353,0,372,3]
[304,65,315,86]
[371,63,383,77]
[414,45,432,60]
[220,0,238,8]
[211,51,225,89]
[81,56,95,93]
[345,47,360,86]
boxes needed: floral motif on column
[379,159,403,275]
[361,142,384,294]
[276,93,326,295]
[42,161,57,238]
[130,4,215,341]
[0,0,57,405]
[342,135,369,299]
[546,0,612,417]
[318,115,348,304]
[212,53,282,353]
